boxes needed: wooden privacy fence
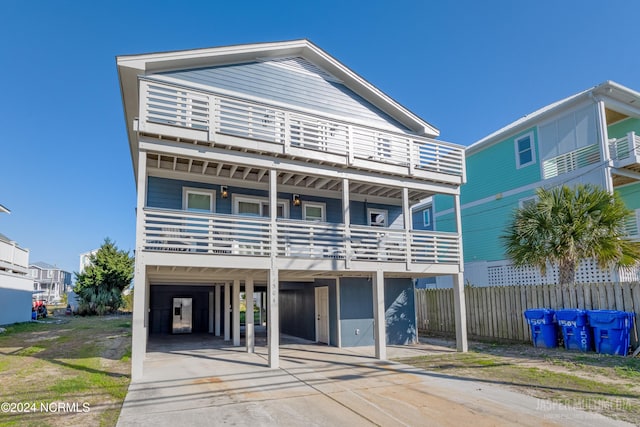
[416,282,640,345]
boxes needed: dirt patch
[397,338,640,425]
[0,315,132,427]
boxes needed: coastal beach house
[29,262,72,303]
[117,40,467,379]
[0,204,32,325]
[434,81,640,287]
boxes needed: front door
[315,287,329,344]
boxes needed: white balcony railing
[143,208,461,265]
[138,79,465,180]
[542,143,601,179]
[609,132,640,166]
[0,239,29,270]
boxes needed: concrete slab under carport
[117,335,632,427]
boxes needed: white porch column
[233,279,241,346]
[224,282,231,341]
[245,277,254,353]
[208,290,214,334]
[402,187,411,269]
[342,178,351,269]
[268,169,280,368]
[596,99,615,193]
[453,273,468,352]
[453,193,468,352]
[268,268,279,368]
[131,149,148,381]
[373,269,386,360]
[131,261,148,380]
[214,284,221,336]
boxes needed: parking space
[117,335,631,426]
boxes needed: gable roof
[117,40,439,178]
[30,261,57,270]
[118,39,437,135]
[467,80,640,155]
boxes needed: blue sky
[2,0,639,275]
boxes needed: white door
[315,287,329,344]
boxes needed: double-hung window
[302,202,326,222]
[515,133,535,168]
[183,188,215,213]
[233,195,288,218]
[423,210,431,227]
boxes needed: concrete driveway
[117,335,631,426]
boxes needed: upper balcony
[609,131,640,186]
[136,79,465,186]
[0,237,29,274]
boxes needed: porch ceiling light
[293,194,301,206]
[221,186,229,199]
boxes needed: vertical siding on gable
[159,60,410,131]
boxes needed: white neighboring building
[79,249,98,274]
[0,204,33,325]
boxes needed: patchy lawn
[0,315,131,427]
[398,338,640,425]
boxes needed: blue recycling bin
[524,309,558,348]
[587,310,635,356]
[556,309,592,352]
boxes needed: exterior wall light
[221,186,229,199]
[293,194,301,206]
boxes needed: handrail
[142,208,460,264]
[0,239,29,269]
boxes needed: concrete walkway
[117,336,632,426]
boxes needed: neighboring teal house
[434,81,640,287]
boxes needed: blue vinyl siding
[160,58,409,131]
[412,207,433,230]
[339,278,374,347]
[147,177,402,225]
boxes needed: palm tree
[502,184,640,286]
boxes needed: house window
[183,187,215,213]
[423,210,431,227]
[367,208,387,227]
[233,195,288,218]
[303,202,326,222]
[515,133,535,168]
